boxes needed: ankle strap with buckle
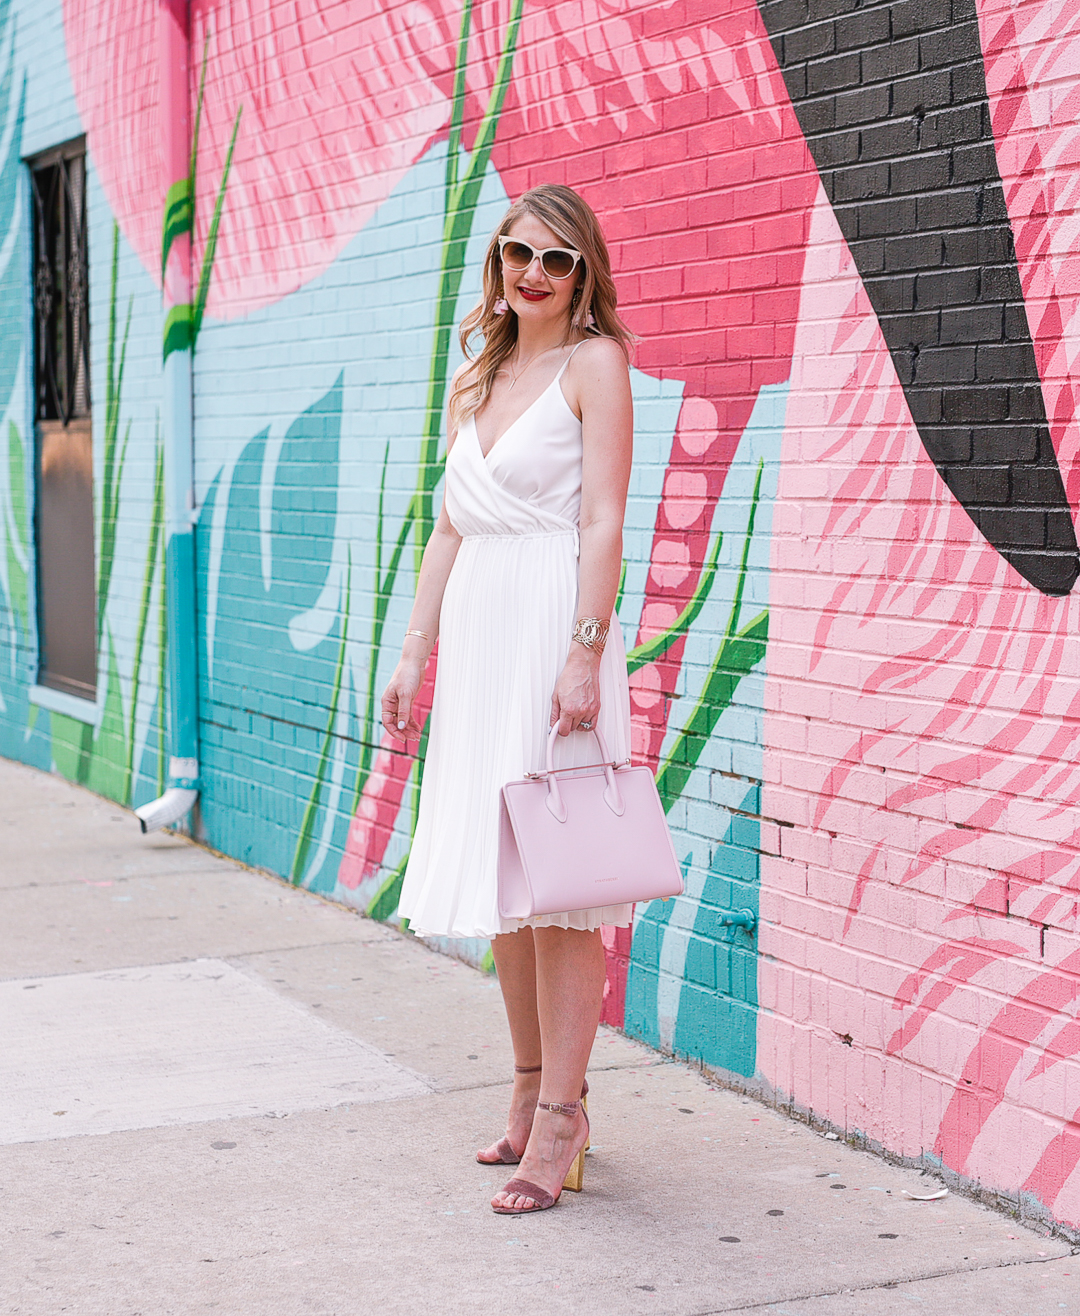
[536,1099,581,1115]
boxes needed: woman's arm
[381,372,467,743]
[551,337,634,736]
[380,507,461,744]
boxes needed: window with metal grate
[29,138,96,701]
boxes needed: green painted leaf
[352,446,414,810]
[50,630,128,797]
[7,420,26,548]
[626,523,724,675]
[655,610,768,812]
[367,850,409,923]
[191,105,242,344]
[4,537,26,632]
[50,713,94,786]
[161,177,193,279]
[99,226,133,640]
[655,460,768,813]
[87,629,128,799]
[290,552,352,887]
[162,304,193,360]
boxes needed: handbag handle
[544,723,625,822]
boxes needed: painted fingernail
[397,720,405,730]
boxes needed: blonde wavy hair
[448,185,633,430]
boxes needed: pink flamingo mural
[60,0,1080,1227]
[758,0,1080,1228]
[63,0,455,318]
[333,0,819,1010]
[61,0,1080,1226]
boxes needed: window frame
[27,135,97,703]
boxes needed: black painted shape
[757,0,1079,596]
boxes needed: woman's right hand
[381,660,424,743]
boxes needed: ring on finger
[579,720,593,730]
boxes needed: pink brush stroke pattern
[760,80,1080,1228]
[63,0,453,317]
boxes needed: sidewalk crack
[687,1251,1078,1315]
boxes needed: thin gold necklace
[504,346,559,391]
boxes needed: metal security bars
[30,141,90,425]
[29,138,96,700]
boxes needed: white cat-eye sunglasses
[498,235,584,281]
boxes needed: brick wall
[1,0,1079,1237]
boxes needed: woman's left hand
[550,649,601,736]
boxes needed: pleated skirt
[398,530,634,940]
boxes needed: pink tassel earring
[494,297,508,316]
[586,305,596,328]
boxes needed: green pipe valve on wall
[719,908,756,935]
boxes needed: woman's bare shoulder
[565,338,631,412]
[569,335,629,375]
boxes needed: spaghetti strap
[556,337,593,380]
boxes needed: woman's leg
[479,929,543,1159]
[534,925,606,1099]
[490,928,542,1066]
[491,926,606,1209]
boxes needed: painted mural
[0,0,1078,1235]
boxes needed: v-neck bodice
[445,362,585,539]
[473,371,568,460]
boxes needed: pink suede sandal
[476,1071,590,1166]
[491,1098,590,1215]
[476,1064,542,1165]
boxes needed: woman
[381,184,634,1215]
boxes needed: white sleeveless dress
[398,348,634,940]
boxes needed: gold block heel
[562,1142,585,1193]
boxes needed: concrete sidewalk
[1,758,1075,1316]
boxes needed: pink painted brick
[943,866,1009,914]
[779,824,831,867]
[760,853,807,895]
[805,864,857,910]
[1041,928,1080,967]
[758,819,782,856]
[760,784,809,827]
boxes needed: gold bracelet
[404,629,430,642]
[572,617,610,655]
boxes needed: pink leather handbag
[497,724,684,919]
